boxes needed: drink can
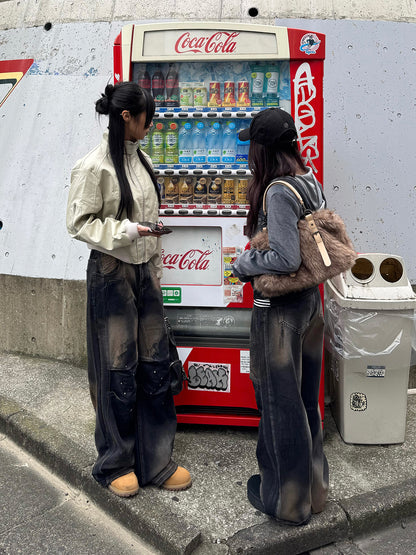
[236,178,248,205]
[157,176,166,202]
[180,83,194,107]
[208,82,222,107]
[193,176,209,204]
[222,178,235,204]
[179,176,194,204]
[164,176,180,204]
[237,81,250,107]
[193,84,208,107]
[223,81,236,107]
[208,177,223,204]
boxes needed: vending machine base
[174,345,260,427]
[174,344,325,428]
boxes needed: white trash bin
[325,253,416,444]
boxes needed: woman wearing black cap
[233,108,328,525]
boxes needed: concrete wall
[1,1,416,363]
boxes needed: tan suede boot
[161,466,192,491]
[108,472,139,497]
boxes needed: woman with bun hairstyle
[67,82,191,497]
[232,108,328,525]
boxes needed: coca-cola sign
[141,28,278,58]
[160,226,222,286]
[163,249,212,271]
[175,31,239,54]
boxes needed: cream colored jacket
[67,132,162,278]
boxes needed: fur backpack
[250,179,357,297]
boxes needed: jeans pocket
[98,253,121,276]
[109,371,136,434]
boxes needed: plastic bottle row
[136,61,282,109]
[140,119,250,166]
[157,175,248,206]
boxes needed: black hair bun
[95,84,115,115]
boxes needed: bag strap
[263,179,331,268]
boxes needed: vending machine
[113,22,326,426]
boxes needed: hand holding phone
[140,221,172,236]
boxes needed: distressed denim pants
[250,287,329,525]
[86,250,177,488]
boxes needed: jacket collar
[102,131,140,156]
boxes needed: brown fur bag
[250,180,357,297]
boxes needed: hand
[137,224,163,237]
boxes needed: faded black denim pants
[250,287,329,525]
[86,250,177,488]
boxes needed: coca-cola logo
[162,249,213,270]
[175,31,239,54]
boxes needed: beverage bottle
[192,121,207,164]
[179,176,194,204]
[206,121,222,164]
[251,64,265,107]
[164,121,179,164]
[236,122,250,165]
[151,122,164,164]
[165,63,180,107]
[221,121,236,164]
[223,81,236,107]
[278,61,291,113]
[139,132,151,155]
[157,176,166,202]
[137,64,151,92]
[151,67,165,108]
[193,177,208,204]
[178,121,193,164]
[208,177,223,204]
[265,63,279,107]
[165,176,180,204]
[222,178,235,204]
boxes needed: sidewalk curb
[0,394,202,555]
[3,392,416,554]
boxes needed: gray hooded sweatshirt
[232,168,325,283]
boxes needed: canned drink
[157,176,166,202]
[180,82,194,107]
[208,82,222,107]
[223,81,236,107]
[179,176,194,204]
[237,81,250,107]
[222,178,235,204]
[193,84,208,107]
[193,176,209,204]
[208,176,223,204]
[236,178,248,205]
[164,176,180,204]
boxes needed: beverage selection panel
[133,60,291,214]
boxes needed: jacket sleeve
[232,187,302,279]
[66,166,135,251]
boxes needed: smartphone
[141,222,173,235]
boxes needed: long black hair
[245,136,308,238]
[95,82,160,220]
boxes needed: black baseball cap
[238,107,297,145]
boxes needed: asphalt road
[0,434,159,555]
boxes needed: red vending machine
[113,22,326,426]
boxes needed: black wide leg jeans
[86,250,177,488]
[250,287,329,525]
